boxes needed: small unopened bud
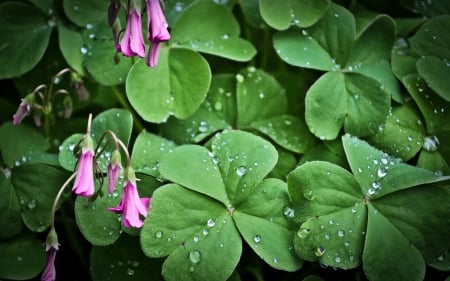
[62,96,73,119]
[71,72,90,101]
[108,0,121,27]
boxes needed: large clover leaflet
[287,134,450,281]
[140,130,302,281]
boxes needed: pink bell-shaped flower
[108,167,150,228]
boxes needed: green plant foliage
[63,0,109,27]
[58,24,85,75]
[0,2,53,79]
[82,22,133,86]
[287,134,450,280]
[274,3,399,140]
[170,0,257,61]
[0,123,50,167]
[410,16,450,101]
[131,131,177,178]
[2,0,450,280]
[141,130,301,281]
[126,48,211,123]
[0,234,46,280]
[59,109,133,171]
[259,0,330,30]
[90,234,164,281]
[12,164,70,232]
[160,68,316,153]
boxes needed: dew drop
[126,268,135,276]
[207,218,215,227]
[303,190,316,200]
[315,246,325,256]
[338,230,345,237]
[202,229,209,236]
[377,168,387,178]
[236,166,247,176]
[80,46,88,54]
[368,188,376,195]
[27,199,37,210]
[283,206,295,218]
[297,227,310,239]
[189,250,201,264]
[423,136,439,152]
[325,233,331,240]
[253,235,262,243]
[273,257,279,263]
[236,74,245,83]
[372,181,381,189]
[335,256,342,263]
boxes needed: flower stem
[50,172,76,229]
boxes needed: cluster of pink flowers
[113,0,170,67]
[72,121,150,228]
[41,115,150,281]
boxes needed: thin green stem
[50,172,77,229]
[111,85,145,132]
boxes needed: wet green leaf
[170,0,256,61]
[91,234,164,281]
[12,164,70,232]
[0,234,45,280]
[259,0,330,30]
[126,48,211,123]
[0,2,53,78]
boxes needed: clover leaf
[126,48,211,123]
[287,134,450,281]
[403,74,450,174]
[140,130,302,281]
[410,16,450,101]
[170,0,256,62]
[0,2,53,79]
[274,3,399,140]
[259,0,330,30]
[160,68,316,154]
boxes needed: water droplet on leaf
[189,250,201,264]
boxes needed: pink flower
[12,94,34,125]
[41,229,59,281]
[108,167,150,228]
[41,248,57,281]
[107,149,121,194]
[146,0,170,67]
[72,135,95,197]
[117,3,146,58]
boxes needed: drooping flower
[107,149,121,194]
[12,93,34,125]
[116,0,146,58]
[41,228,59,281]
[108,167,150,228]
[72,135,95,197]
[146,0,171,67]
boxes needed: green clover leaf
[0,2,53,79]
[141,130,302,281]
[274,3,399,139]
[287,134,450,280]
[126,48,211,123]
[410,16,450,102]
[160,68,316,154]
[259,0,330,30]
[170,0,256,62]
